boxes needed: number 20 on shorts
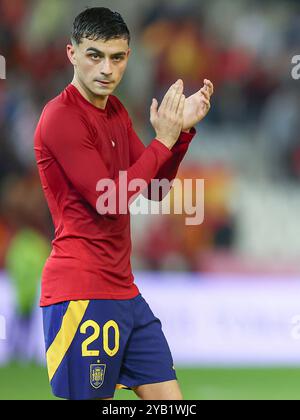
[80,320,120,357]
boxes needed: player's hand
[182,79,214,132]
[150,79,185,150]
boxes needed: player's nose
[100,59,113,76]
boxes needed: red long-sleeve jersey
[34,84,196,306]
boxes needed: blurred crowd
[0,0,300,314]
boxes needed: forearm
[144,128,196,201]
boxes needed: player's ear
[66,43,76,65]
[126,48,131,59]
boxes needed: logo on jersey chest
[90,362,106,389]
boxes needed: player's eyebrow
[86,47,127,57]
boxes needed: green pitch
[0,363,300,400]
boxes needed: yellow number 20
[80,320,119,357]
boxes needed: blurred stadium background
[1,0,300,400]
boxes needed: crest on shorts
[90,363,106,389]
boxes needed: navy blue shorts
[42,294,176,400]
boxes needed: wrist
[182,128,192,133]
[155,137,172,150]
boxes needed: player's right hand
[150,79,185,150]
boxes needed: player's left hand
[182,79,214,132]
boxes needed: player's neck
[71,78,108,110]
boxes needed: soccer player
[34,7,213,400]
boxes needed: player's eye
[112,57,123,62]
[89,54,100,60]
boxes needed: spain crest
[90,363,106,389]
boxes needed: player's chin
[93,87,113,96]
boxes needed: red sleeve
[41,106,172,214]
[128,117,196,201]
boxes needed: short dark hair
[71,7,130,45]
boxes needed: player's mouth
[95,80,113,87]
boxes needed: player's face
[68,37,130,97]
